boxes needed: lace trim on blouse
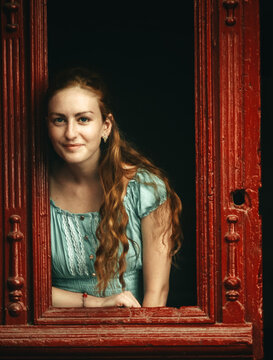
[61,213,89,276]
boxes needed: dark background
[47,1,196,307]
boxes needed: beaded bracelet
[82,292,88,307]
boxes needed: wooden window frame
[0,0,262,358]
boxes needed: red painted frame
[0,0,262,358]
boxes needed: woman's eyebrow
[75,111,94,116]
[48,112,65,117]
[48,111,94,117]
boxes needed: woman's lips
[63,144,83,150]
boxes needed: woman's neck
[51,158,100,186]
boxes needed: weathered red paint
[0,0,262,359]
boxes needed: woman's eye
[53,117,65,124]
[78,117,90,123]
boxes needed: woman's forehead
[48,87,101,113]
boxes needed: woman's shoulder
[134,168,164,184]
[124,167,168,218]
[122,163,164,182]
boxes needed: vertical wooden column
[195,0,216,320]
[0,0,28,324]
[29,0,50,322]
[218,0,262,358]
[240,1,263,358]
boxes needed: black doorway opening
[47,1,196,307]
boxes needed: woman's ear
[103,113,113,137]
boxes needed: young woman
[46,67,182,308]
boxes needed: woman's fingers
[116,291,141,308]
[101,291,141,308]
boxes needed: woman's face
[47,86,112,167]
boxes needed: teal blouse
[51,169,167,303]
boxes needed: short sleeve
[134,170,168,219]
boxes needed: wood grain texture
[0,0,28,325]
[0,0,262,358]
[0,324,253,359]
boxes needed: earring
[102,135,108,143]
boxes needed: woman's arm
[52,287,101,307]
[52,287,141,308]
[141,201,172,307]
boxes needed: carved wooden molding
[1,0,27,325]
[0,324,253,357]
[29,0,51,322]
[223,215,241,302]
[3,0,19,32]
[0,0,263,358]
[6,215,25,317]
[31,0,216,326]
[220,0,246,326]
[218,2,262,356]
[223,0,239,26]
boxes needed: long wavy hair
[45,67,182,294]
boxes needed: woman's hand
[99,291,141,308]
[52,287,141,308]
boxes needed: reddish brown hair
[46,67,182,294]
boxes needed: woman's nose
[64,121,77,140]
